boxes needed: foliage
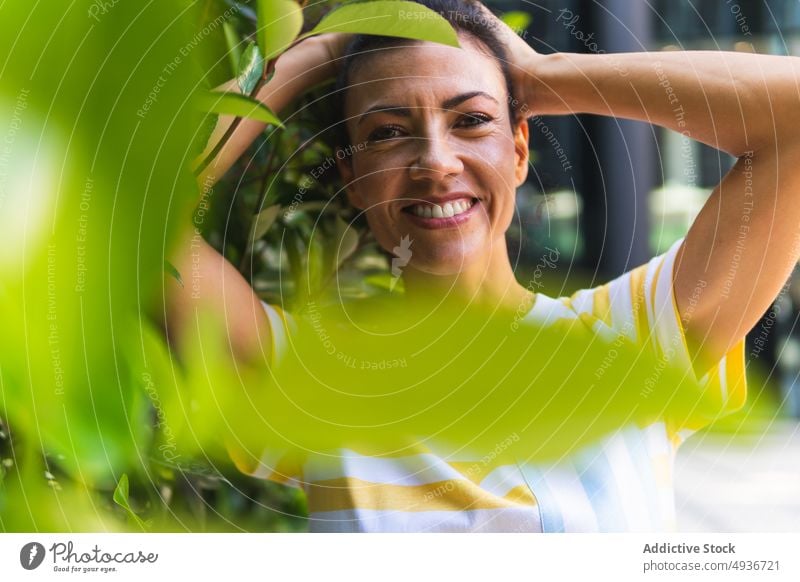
[0,0,458,532]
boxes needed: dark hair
[333,0,517,148]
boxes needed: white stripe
[650,239,693,371]
[540,463,599,532]
[642,250,662,353]
[478,465,529,497]
[303,450,468,487]
[569,288,595,316]
[602,434,657,531]
[261,301,289,360]
[309,507,542,533]
[643,424,679,530]
[525,294,578,325]
[608,272,638,342]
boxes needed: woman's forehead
[345,38,507,111]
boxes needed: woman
[171,0,800,531]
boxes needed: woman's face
[337,35,530,276]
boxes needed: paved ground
[675,420,800,532]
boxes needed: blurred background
[1,0,798,533]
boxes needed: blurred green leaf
[113,474,147,530]
[196,91,284,127]
[303,1,459,46]
[332,216,360,268]
[258,0,303,62]
[223,21,243,74]
[501,11,532,32]
[248,205,282,250]
[365,272,404,293]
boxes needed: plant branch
[193,58,278,179]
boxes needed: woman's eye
[368,125,405,142]
[456,113,493,128]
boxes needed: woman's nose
[408,134,464,182]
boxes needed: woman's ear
[335,146,366,210]
[512,118,530,187]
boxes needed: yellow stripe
[227,440,256,475]
[226,440,303,484]
[650,257,664,313]
[307,477,537,513]
[272,303,290,332]
[724,339,747,412]
[591,284,613,327]
[629,265,650,346]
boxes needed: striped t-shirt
[229,238,746,532]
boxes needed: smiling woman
[168,0,800,532]
[333,23,531,300]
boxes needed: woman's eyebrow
[356,92,499,126]
[441,91,499,110]
[357,105,411,126]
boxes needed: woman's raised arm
[195,33,350,187]
[163,34,349,365]
[482,4,800,373]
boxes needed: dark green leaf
[237,42,265,94]
[164,260,184,288]
[196,91,284,128]
[248,205,282,249]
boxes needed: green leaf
[112,474,147,530]
[222,21,243,75]
[248,205,281,249]
[164,260,183,288]
[308,228,326,294]
[332,216,359,268]
[258,0,303,62]
[501,11,532,33]
[237,42,265,94]
[365,272,404,293]
[303,1,459,47]
[196,91,284,128]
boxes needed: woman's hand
[272,32,352,91]
[474,2,541,117]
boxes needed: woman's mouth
[402,197,480,229]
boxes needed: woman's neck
[400,238,534,314]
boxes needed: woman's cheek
[479,141,519,234]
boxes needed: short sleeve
[565,238,747,438]
[225,302,305,489]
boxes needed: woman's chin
[407,247,484,277]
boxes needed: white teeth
[410,198,474,219]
